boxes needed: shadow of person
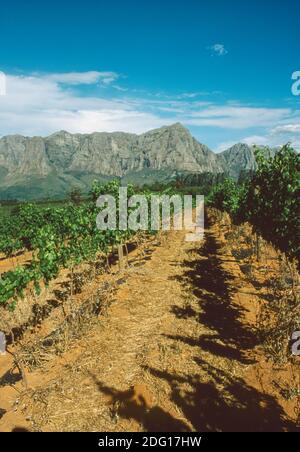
[88,373,191,432]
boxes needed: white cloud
[290,140,300,150]
[184,106,291,129]
[222,134,300,153]
[0,73,170,136]
[270,124,300,134]
[215,141,238,153]
[241,135,269,146]
[215,136,269,153]
[208,43,228,56]
[175,92,204,99]
[112,84,129,92]
[0,71,300,154]
[43,71,119,85]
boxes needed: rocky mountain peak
[0,124,272,200]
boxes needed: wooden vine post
[256,233,261,262]
[118,244,125,271]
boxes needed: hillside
[219,143,277,179]
[0,123,267,200]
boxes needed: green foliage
[208,178,244,216]
[0,180,169,309]
[0,266,37,311]
[241,144,300,266]
[210,144,300,268]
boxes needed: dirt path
[0,221,298,432]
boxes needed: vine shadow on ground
[144,362,297,432]
[89,229,297,432]
[171,230,258,365]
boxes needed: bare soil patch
[0,219,299,432]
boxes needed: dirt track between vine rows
[0,220,298,432]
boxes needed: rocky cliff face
[0,135,51,178]
[219,143,276,179]
[219,143,257,179]
[43,123,224,176]
[0,123,266,200]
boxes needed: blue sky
[0,0,300,151]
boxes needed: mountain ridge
[0,123,271,200]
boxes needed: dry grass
[1,218,299,432]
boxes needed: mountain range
[0,123,273,200]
